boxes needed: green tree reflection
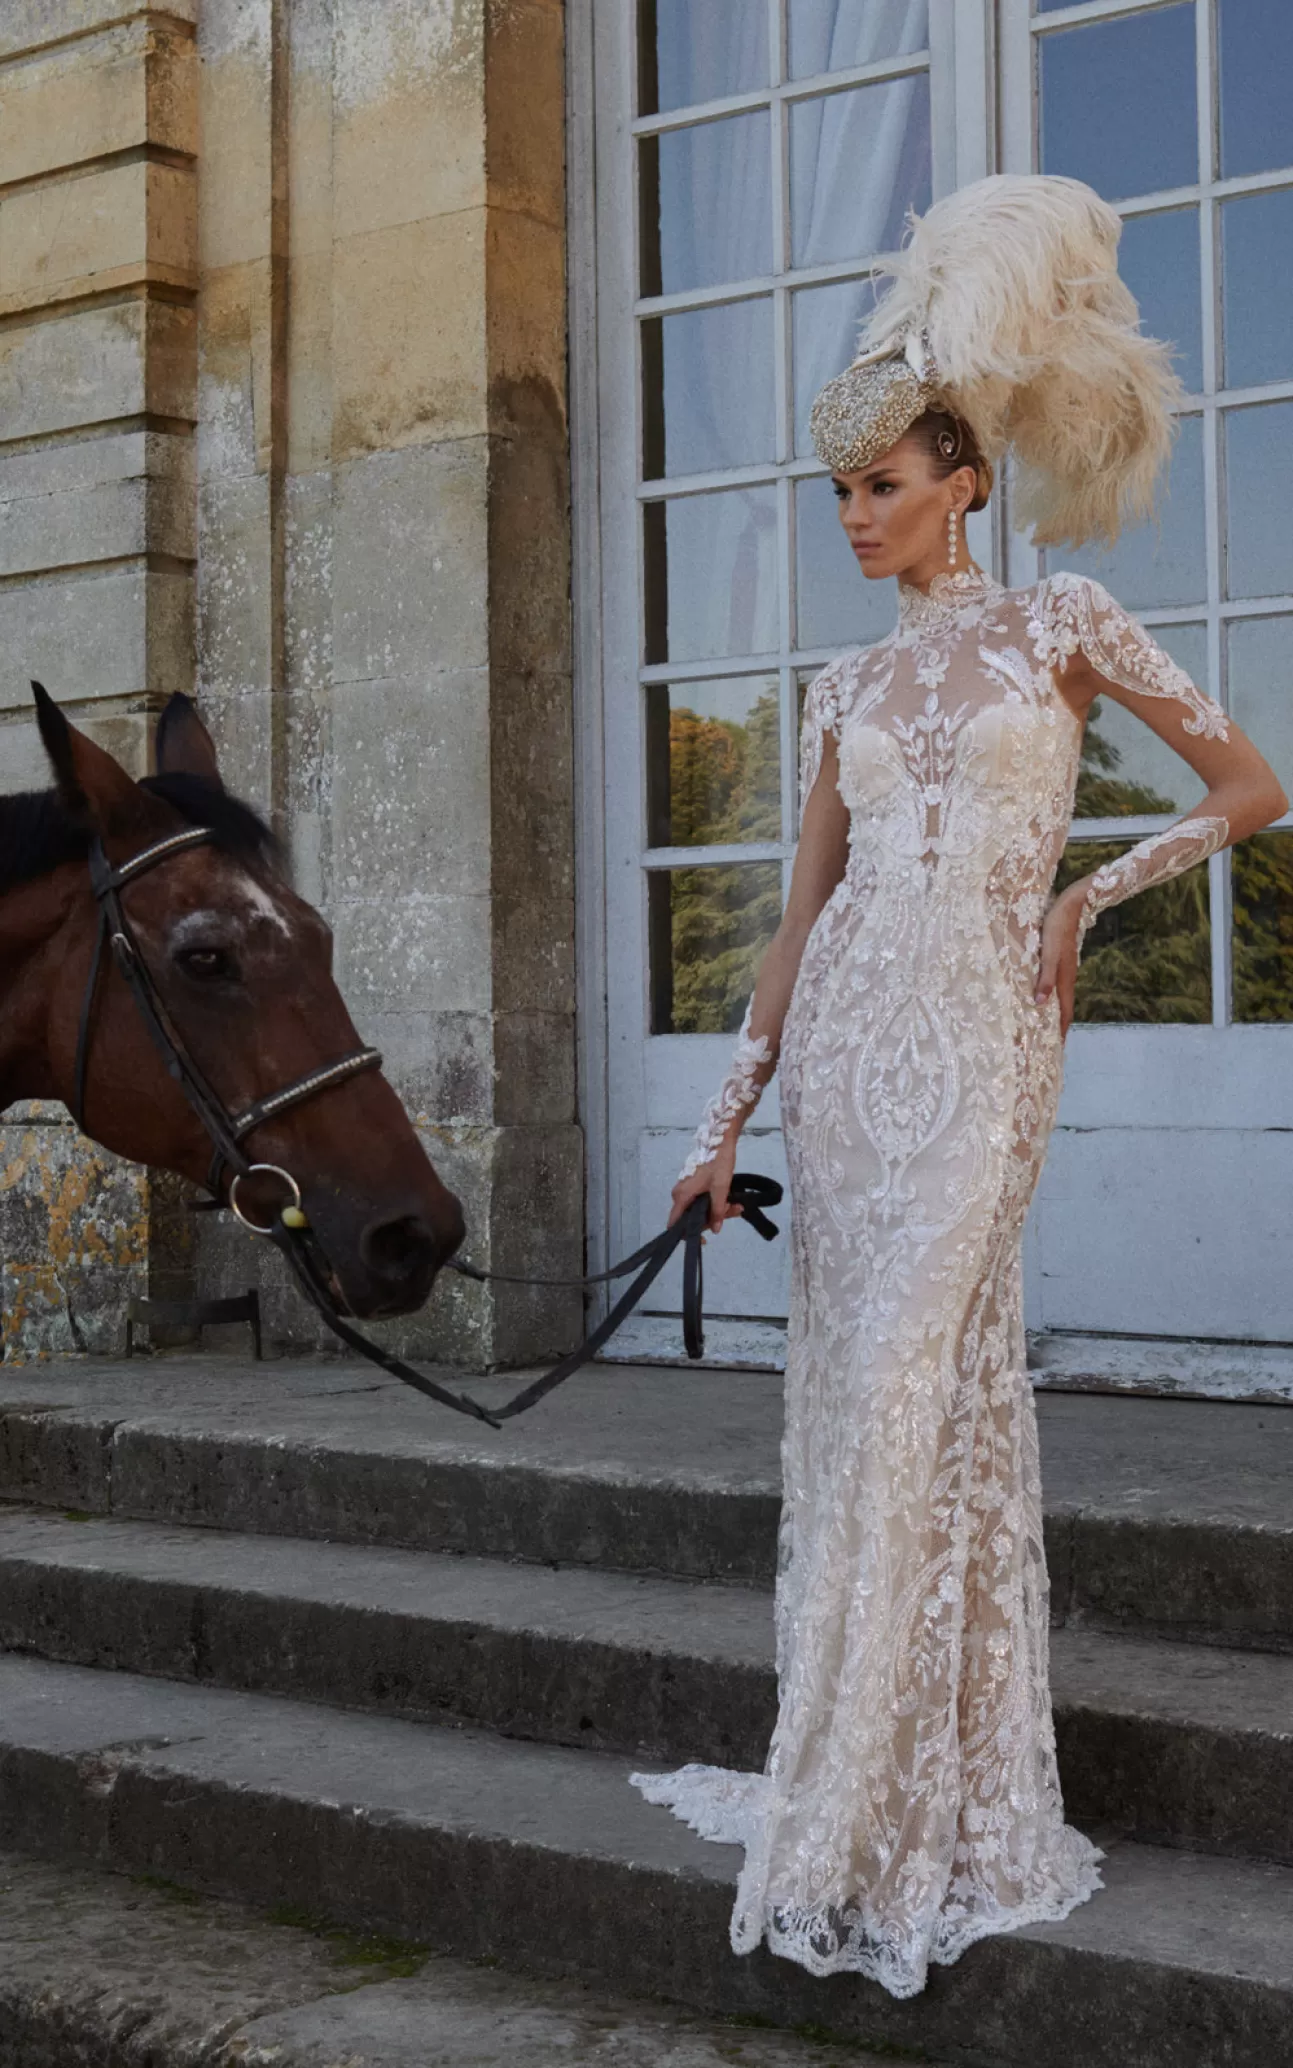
[1054,699,1212,1023]
[667,688,781,1031]
[1233,831,1293,1021]
[664,693,1293,1030]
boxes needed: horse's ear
[32,682,142,830]
[155,693,224,791]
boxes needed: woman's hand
[669,1131,743,1235]
[1035,886,1085,1037]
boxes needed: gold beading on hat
[808,333,936,473]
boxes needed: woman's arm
[1034,577,1288,1031]
[669,725,851,1231]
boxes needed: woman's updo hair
[908,408,994,512]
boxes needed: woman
[629,175,1288,2000]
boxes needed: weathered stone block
[0,159,196,304]
[0,567,192,713]
[0,1118,147,1361]
[0,18,196,186]
[196,469,272,696]
[0,2,197,64]
[0,701,151,795]
[332,0,484,239]
[493,1010,576,1129]
[197,687,275,818]
[284,252,334,475]
[0,430,195,576]
[357,1009,495,1127]
[331,672,491,902]
[197,0,270,273]
[486,1120,584,1365]
[0,300,196,445]
[333,893,492,1019]
[332,441,489,681]
[197,260,265,480]
[485,0,565,234]
[331,212,488,458]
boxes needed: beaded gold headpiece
[808,331,938,474]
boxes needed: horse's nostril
[359,1213,438,1285]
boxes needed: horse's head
[29,685,464,1318]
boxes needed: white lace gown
[631,567,1231,1999]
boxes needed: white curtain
[654,1,931,668]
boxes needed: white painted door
[578,0,1293,1355]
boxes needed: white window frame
[1001,0,1293,1030]
[571,1,996,1294]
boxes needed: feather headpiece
[808,174,1184,548]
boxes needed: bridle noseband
[73,826,381,1208]
[72,826,783,1429]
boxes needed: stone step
[1,1847,942,2068]
[0,1653,1288,2068]
[0,1358,1289,1647]
[0,1507,1288,1867]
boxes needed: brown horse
[0,687,463,1319]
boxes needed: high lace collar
[897,565,1005,631]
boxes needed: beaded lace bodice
[634,569,1230,1998]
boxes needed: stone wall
[1,0,580,1370]
[0,2,200,1355]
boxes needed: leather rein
[72,826,782,1429]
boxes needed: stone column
[0,2,199,1355]
[193,0,580,1368]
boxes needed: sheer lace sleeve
[1031,573,1232,946]
[1074,815,1229,948]
[676,1002,775,1180]
[677,654,855,1186]
[799,652,853,810]
[1032,572,1230,740]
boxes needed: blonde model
[630,175,1287,2000]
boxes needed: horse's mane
[0,775,275,894]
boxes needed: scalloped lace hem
[629,1764,1106,1998]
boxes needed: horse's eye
[176,945,237,983]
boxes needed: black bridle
[72,826,782,1428]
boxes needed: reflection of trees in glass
[1233,832,1293,1021]
[666,688,781,1031]
[1057,698,1210,1023]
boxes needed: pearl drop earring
[947,507,959,568]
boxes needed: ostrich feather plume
[857,174,1184,547]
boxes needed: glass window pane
[1052,837,1211,1023]
[1118,208,1202,396]
[789,77,931,268]
[795,475,896,650]
[644,487,779,665]
[1218,0,1293,180]
[642,301,775,478]
[640,116,771,297]
[638,0,768,117]
[1051,415,1205,611]
[1226,401,1293,600]
[788,0,929,78]
[648,862,782,1032]
[793,277,880,456]
[1227,615,1293,800]
[1074,624,1210,819]
[646,677,781,848]
[1222,187,1293,391]
[1233,831,1293,1022]
[1038,7,1197,203]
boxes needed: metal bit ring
[228,1163,303,1237]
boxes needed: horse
[0,685,464,1321]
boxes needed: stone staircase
[0,1353,1288,2067]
